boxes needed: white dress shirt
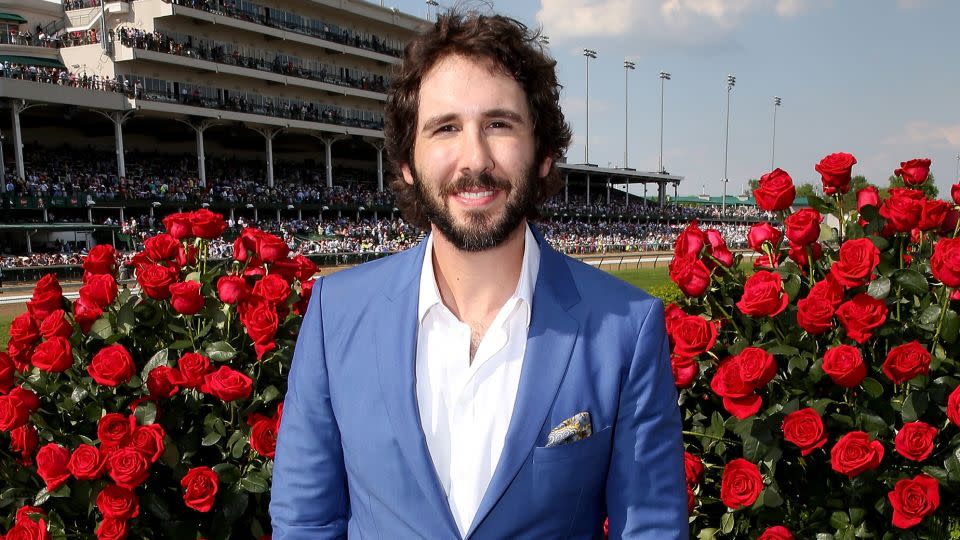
[415,224,540,537]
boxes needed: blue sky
[378,0,960,197]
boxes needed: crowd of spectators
[116,26,389,93]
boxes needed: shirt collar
[417,223,540,326]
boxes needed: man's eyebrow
[483,109,525,124]
[420,110,526,133]
[421,113,458,133]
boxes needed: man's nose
[459,127,494,177]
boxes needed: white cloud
[882,121,960,148]
[537,0,821,48]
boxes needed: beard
[412,164,538,252]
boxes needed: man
[271,10,687,539]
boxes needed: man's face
[402,54,551,252]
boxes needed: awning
[0,13,28,24]
[0,55,66,69]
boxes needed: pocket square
[545,411,592,447]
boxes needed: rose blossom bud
[169,280,205,315]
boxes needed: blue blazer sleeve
[270,278,350,539]
[605,298,689,539]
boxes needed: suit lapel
[374,237,460,538]
[466,228,581,538]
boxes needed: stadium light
[246,203,254,209]
[425,0,438,19]
[201,202,210,208]
[722,74,736,217]
[151,201,161,207]
[771,96,782,170]
[583,48,597,164]
[658,71,671,174]
[623,60,635,168]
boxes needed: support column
[251,127,282,188]
[178,119,218,188]
[314,135,346,188]
[625,179,630,206]
[564,174,569,203]
[92,110,134,180]
[87,207,93,222]
[606,178,611,206]
[276,208,281,224]
[297,208,302,220]
[586,174,590,203]
[119,207,125,223]
[25,231,32,254]
[42,208,48,222]
[658,182,667,208]
[365,138,386,192]
[11,100,42,181]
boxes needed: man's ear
[538,156,553,179]
[400,163,415,186]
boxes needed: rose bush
[0,209,312,539]
[673,154,960,537]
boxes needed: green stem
[897,238,904,321]
[804,245,816,287]
[954,208,960,238]
[682,431,737,444]
[709,296,744,337]
[836,193,845,245]
[933,285,951,345]
[706,254,736,278]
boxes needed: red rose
[894,421,937,462]
[710,356,762,419]
[719,458,763,509]
[830,431,884,478]
[181,466,219,512]
[216,275,250,305]
[670,355,699,389]
[829,238,880,288]
[857,186,880,211]
[796,292,834,335]
[686,485,695,515]
[0,394,30,431]
[31,337,72,373]
[294,279,315,316]
[684,451,704,486]
[15,506,46,524]
[888,474,939,529]
[95,518,128,540]
[815,152,857,195]
[811,273,845,307]
[107,447,150,489]
[131,423,166,463]
[952,183,960,205]
[895,158,931,186]
[674,221,707,259]
[162,212,194,240]
[836,293,887,344]
[822,345,867,388]
[83,244,118,275]
[36,443,71,491]
[737,347,776,388]
[736,271,789,318]
[136,263,180,300]
[88,344,137,387]
[27,274,63,322]
[9,313,41,348]
[98,413,134,450]
[189,209,227,239]
[669,255,711,298]
[293,254,319,282]
[919,198,950,231]
[201,366,253,402]
[667,313,717,359]
[784,208,823,246]
[39,310,72,341]
[169,280,205,315]
[80,274,119,309]
[68,444,106,480]
[8,339,34,370]
[73,296,104,335]
[704,229,733,268]
[0,351,14,393]
[146,365,181,398]
[239,298,280,360]
[880,188,924,233]
[747,222,782,253]
[931,237,960,288]
[9,387,39,413]
[233,228,260,263]
[882,341,930,384]
[949,385,960,427]
[250,418,278,458]
[253,274,292,306]
[10,424,39,465]
[143,233,180,262]
[256,233,290,264]
[781,408,827,456]
[96,483,140,519]
[5,517,51,540]
[758,526,794,540]
[753,168,796,211]
[176,353,212,389]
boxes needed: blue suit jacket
[270,227,688,539]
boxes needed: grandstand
[0,0,774,284]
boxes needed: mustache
[439,172,511,198]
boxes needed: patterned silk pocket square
[545,411,593,448]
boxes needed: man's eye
[489,121,511,129]
[435,125,457,133]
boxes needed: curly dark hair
[384,10,573,230]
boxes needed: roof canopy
[0,55,66,69]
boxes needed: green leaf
[761,484,783,508]
[919,305,941,326]
[807,195,834,214]
[830,511,851,529]
[768,344,800,356]
[90,318,114,340]
[238,472,270,493]
[141,349,170,381]
[902,391,929,423]
[220,489,249,524]
[212,463,241,484]
[143,492,174,521]
[894,269,929,296]
[697,528,718,540]
[168,339,194,350]
[921,466,949,482]
[866,277,891,300]
[782,274,801,303]
[720,512,735,534]
[134,401,157,425]
[260,385,281,404]
[945,446,960,482]
[787,356,809,374]
[205,341,237,362]
[943,310,960,343]
[861,377,885,399]
[202,432,222,446]
[867,234,889,252]
[118,302,136,334]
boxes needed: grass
[0,314,10,350]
